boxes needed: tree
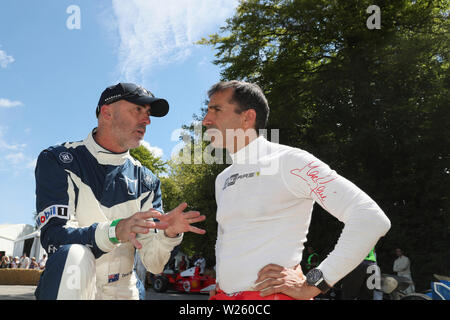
[130,145,167,176]
[200,0,449,290]
[160,117,228,267]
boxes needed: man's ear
[99,104,113,119]
[243,109,257,130]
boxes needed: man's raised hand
[115,210,169,249]
[154,202,206,238]
[114,203,205,249]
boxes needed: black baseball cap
[96,83,169,118]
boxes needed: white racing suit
[34,129,182,299]
[215,136,391,294]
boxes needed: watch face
[307,269,322,284]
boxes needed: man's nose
[142,114,151,126]
[202,113,212,126]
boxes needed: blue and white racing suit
[34,129,182,299]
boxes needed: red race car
[152,266,216,294]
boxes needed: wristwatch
[306,268,331,293]
[108,219,122,244]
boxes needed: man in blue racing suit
[34,83,206,299]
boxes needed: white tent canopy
[13,229,45,260]
[0,224,34,257]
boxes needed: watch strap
[108,219,122,244]
[315,277,331,293]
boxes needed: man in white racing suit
[34,83,206,299]
[203,81,391,300]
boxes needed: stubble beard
[112,123,142,152]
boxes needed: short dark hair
[207,81,270,131]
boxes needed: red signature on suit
[290,161,337,206]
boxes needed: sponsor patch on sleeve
[36,205,69,228]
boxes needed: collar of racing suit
[84,128,132,166]
[229,135,270,165]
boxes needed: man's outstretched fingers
[142,208,164,219]
[130,225,152,235]
[188,216,206,224]
[182,210,201,218]
[158,202,208,237]
[188,225,207,235]
[174,202,188,212]
[183,211,206,223]
[139,209,168,230]
[129,233,142,249]
[152,221,169,230]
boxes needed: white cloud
[111,0,239,81]
[0,49,14,68]
[0,151,35,172]
[5,152,27,165]
[140,140,164,158]
[0,98,23,108]
[0,139,26,151]
[0,126,26,150]
[0,126,35,172]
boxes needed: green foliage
[161,122,228,267]
[199,0,450,289]
[130,145,167,176]
[131,138,225,268]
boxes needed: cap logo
[104,94,122,103]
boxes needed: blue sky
[0,0,238,226]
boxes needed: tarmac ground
[0,285,36,300]
[0,285,208,300]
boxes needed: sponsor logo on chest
[223,171,260,190]
[108,271,132,283]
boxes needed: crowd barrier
[0,269,43,285]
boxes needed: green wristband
[108,219,122,244]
